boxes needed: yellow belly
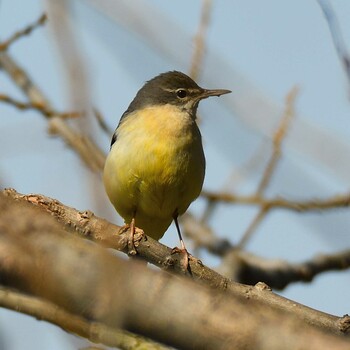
[103,105,205,240]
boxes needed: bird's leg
[117,212,141,256]
[171,215,191,272]
[118,224,130,235]
[127,216,138,256]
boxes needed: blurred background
[1,0,350,348]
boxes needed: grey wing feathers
[110,110,130,148]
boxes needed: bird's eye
[176,89,187,98]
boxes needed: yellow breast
[103,104,205,240]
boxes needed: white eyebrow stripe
[162,88,199,93]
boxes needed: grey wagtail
[103,71,230,265]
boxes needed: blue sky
[1,1,350,348]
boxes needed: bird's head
[127,71,231,118]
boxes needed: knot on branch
[338,314,350,334]
[255,282,272,291]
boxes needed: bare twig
[182,212,232,255]
[317,0,350,92]
[256,87,299,195]
[0,93,80,119]
[48,117,105,172]
[0,53,48,104]
[226,86,297,250]
[93,107,114,136]
[199,138,270,225]
[0,52,106,172]
[202,190,350,211]
[183,212,350,289]
[0,13,47,51]
[237,206,269,249]
[0,288,169,350]
[189,0,212,81]
[219,248,350,290]
[45,1,91,120]
[236,87,299,247]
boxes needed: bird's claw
[128,242,137,256]
[128,227,145,256]
[171,247,191,273]
[118,224,144,256]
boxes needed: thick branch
[0,288,168,350]
[0,192,350,350]
[4,188,349,337]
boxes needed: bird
[103,71,231,267]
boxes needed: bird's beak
[199,88,231,100]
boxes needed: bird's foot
[128,227,144,256]
[171,246,192,274]
[118,224,144,256]
[118,224,130,235]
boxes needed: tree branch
[189,0,212,81]
[3,188,349,337]
[0,93,79,119]
[202,190,350,211]
[0,52,105,172]
[0,192,350,349]
[317,0,350,93]
[256,86,298,196]
[220,247,350,290]
[0,288,168,350]
[0,13,47,51]
[183,212,350,289]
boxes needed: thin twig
[237,87,298,247]
[184,211,350,288]
[189,0,212,81]
[199,138,270,224]
[93,107,114,136]
[0,93,80,119]
[0,52,48,104]
[46,1,91,125]
[201,190,350,211]
[256,86,299,195]
[182,212,232,255]
[0,53,106,172]
[237,206,269,249]
[317,0,350,93]
[0,14,47,51]
[48,117,105,172]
